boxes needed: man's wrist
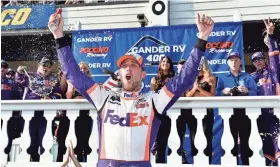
[54,33,64,39]
[195,38,207,52]
[198,33,209,41]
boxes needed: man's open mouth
[126,74,131,81]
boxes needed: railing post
[219,108,235,166]
[247,107,264,166]
[165,109,181,165]
[41,110,56,162]
[1,112,10,164]
[65,109,79,159]
[193,108,208,166]
[88,109,98,164]
[274,107,280,166]
[14,110,33,162]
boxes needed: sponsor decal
[207,41,234,53]
[104,109,148,127]
[123,92,139,98]
[80,47,109,58]
[1,8,32,26]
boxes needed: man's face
[118,59,145,92]
[1,65,8,77]
[253,58,265,71]
[227,56,241,71]
[38,63,52,77]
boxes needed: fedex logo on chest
[104,109,148,127]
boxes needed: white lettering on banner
[86,53,107,58]
[172,45,186,52]
[131,46,171,54]
[196,31,236,37]
[226,31,236,36]
[209,48,232,53]
[88,63,111,68]
[77,37,102,43]
[207,59,227,65]
[76,36,113,43]
[104,36,113,42]
[131,45,185,54]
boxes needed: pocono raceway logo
[104,109,148,127]
[80,47,109,58]
[206,41,234,54]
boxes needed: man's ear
[141,71,146,79]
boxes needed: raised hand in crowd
[264,17,275,35]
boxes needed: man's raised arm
[152,13,214,114]
[48,11,110,110]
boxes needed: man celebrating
[251,18,279,96]
[16,57,64,100]
[251,18,280,166]
[48,13,214,167]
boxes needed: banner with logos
[72,22,243,92]
[1,4,55,30]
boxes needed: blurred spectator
[58,70,68,99]
[66,62,92,99]
[216,52,257,96]
[187,58,216,97]
[150,56,175,163]
[6,68,15,80]
[16,57,63,100]
[1,60,21,100]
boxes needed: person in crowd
[150,56,175,163]
[6,68,22,99]
[251,18,280,166]
[6,68,15,80]
[58,70,68,99]
[66,62,92,99]
[216,52,257,96]
[216,51,257,165]
[1,60,20,100]
[49,12,214,167]
[60,140,82,167]
[251,18,279,96]
[16,57,64,100]
[186,58,216,97]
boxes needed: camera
[137,14,148,27]
[229,86,243,96]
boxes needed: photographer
[216,52,257,96]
